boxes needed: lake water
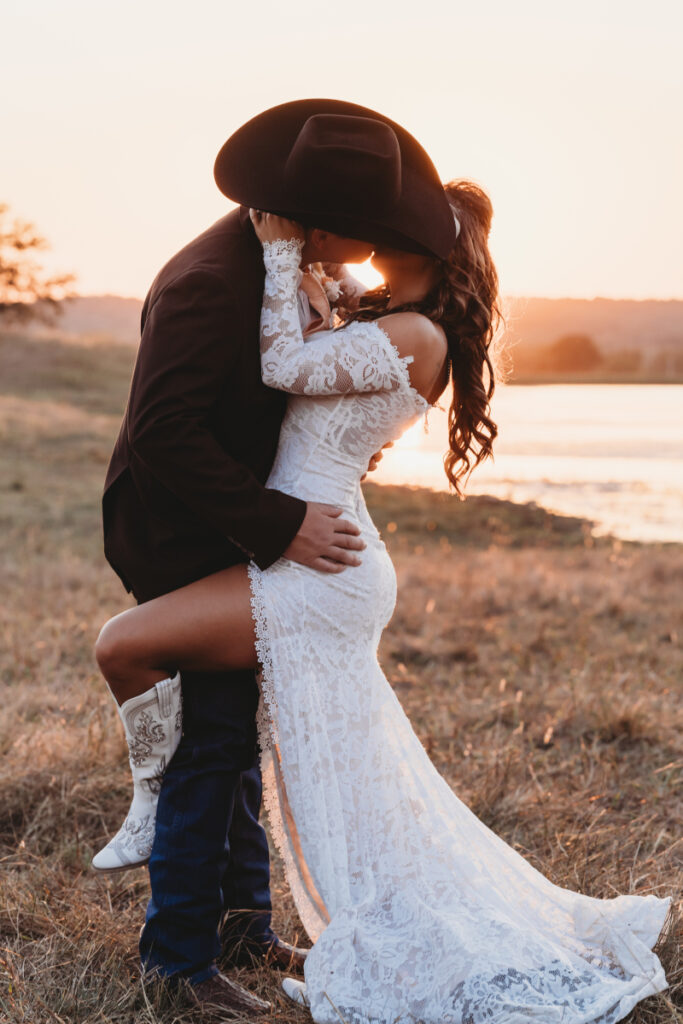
[373,384,683,544]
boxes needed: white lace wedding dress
[247,239,670,1024]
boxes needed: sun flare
[346,257,384,292]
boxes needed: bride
[93,187,670,1023]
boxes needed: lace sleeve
[260,238,410,395]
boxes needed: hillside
[504,297,683,353]
[503,297,683,381]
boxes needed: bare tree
[0,203,75,325]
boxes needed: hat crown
[284,114,402,216]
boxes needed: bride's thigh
[103,564,259,674]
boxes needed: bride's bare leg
[95,564,257,704]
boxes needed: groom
[102,98,454,1015]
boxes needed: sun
[346,257,384,291]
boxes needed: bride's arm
[251,211,408,396]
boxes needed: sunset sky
[3,0,682,300]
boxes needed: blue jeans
[139,667,275,984]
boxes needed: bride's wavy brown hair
[345,180,502,495]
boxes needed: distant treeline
[502,296,683,382]
[508,332,683,382]
[6,293,683,382]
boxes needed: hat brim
[214,98,455,260]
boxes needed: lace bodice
[259,239,427,511]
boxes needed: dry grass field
[1,333,681,1023]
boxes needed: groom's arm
[126,267,306,570]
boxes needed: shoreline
[1,326,680,552]
[362,482,683,552]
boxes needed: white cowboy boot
[92,673,182,873]
[282,978,309,1007]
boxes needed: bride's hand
[249,209,306,245]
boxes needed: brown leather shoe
[190,972,272,1019]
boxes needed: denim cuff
[189,963,220,986]
[220,908,275,948]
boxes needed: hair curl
[344,180,502,495]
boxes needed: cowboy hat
[214,98,455,259]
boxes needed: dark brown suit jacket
[103,207,306,602]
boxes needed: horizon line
[68,291,683,305]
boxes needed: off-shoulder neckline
[361,320,434,412]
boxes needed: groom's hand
[284,503,366,573]
[361,440,394,481]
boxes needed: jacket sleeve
[126,267,306,569]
